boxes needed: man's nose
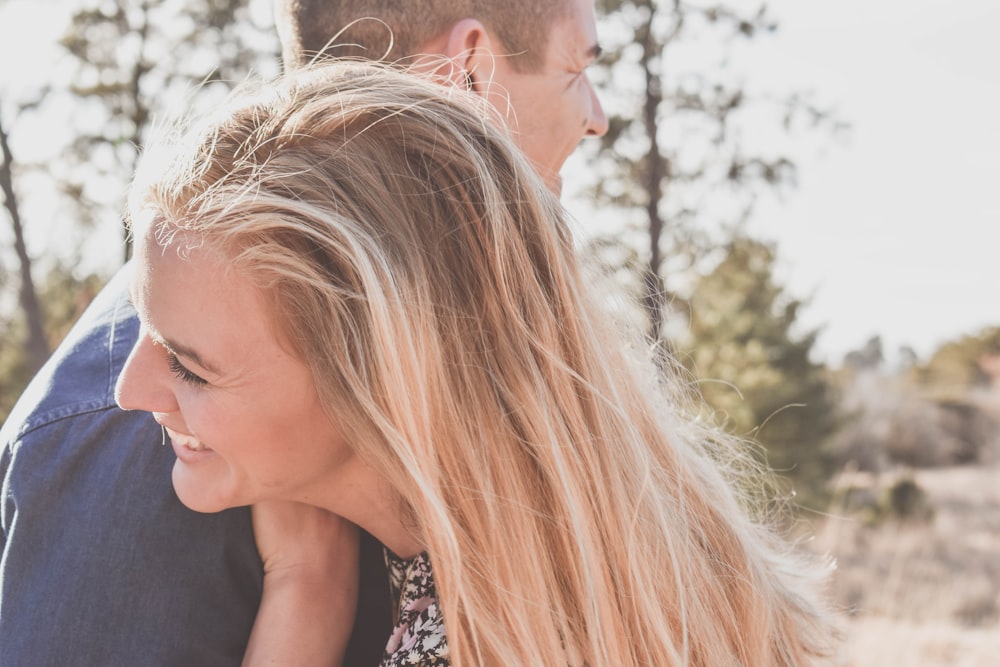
[115,329,179,414]
[585,83,609,137]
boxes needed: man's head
[274,0,608,192]
[278,1,560,73]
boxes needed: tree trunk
[640,22,665,343]
[120,0,153,263]
[0,109,50,372]
[638,1,680,358]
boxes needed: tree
[675,235,840,507]
[52,0,279,261]
[0,106,48,373]
[582,0,843,348]
[917,326,1000,398]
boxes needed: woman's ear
[443,18,496,93]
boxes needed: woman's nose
[115,329,179,414]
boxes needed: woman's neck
[305,454,424,559]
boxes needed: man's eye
[166,352,208,387]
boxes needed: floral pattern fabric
[381,550,450,666]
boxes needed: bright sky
[2,0,998,364]
[705,0,999,363]
[0,3,64,77]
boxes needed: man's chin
[529,158,562,196]
[547,173,563,196]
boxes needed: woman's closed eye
[167,351,208,387]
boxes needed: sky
[662,0,999,364]
[2,0,998,364]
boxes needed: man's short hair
[276,0,569,72]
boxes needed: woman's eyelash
[166,352,208,386]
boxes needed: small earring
[160,425,167,446]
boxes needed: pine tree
[679,235,841,508]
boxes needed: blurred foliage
[833,370,960,471]
[1,265,105,423]
[831,474,934,527]
[676,235,841,509]
[38,266,106,346]
[50,0,279,259]
[0,315,34,426]
[831,333,1000,475]
[916,326,1000,399]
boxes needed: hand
[252,500,359,578]
[243,501,360,667]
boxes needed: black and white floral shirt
[381,551,449,666]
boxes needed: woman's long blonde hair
[130,62,835,665]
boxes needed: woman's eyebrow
[168,338,221,376]
[152,329,222,376]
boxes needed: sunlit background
[562,0,1000,363]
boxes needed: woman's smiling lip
[164,427,216,464]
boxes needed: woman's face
[115,223,352,513]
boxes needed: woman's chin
[171,461,242,513]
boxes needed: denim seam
[107,287,132,398]
[8,402,122,446]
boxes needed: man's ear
[443,18,497,92]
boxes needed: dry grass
[810,464,1000,666]
[836,618,998,667]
